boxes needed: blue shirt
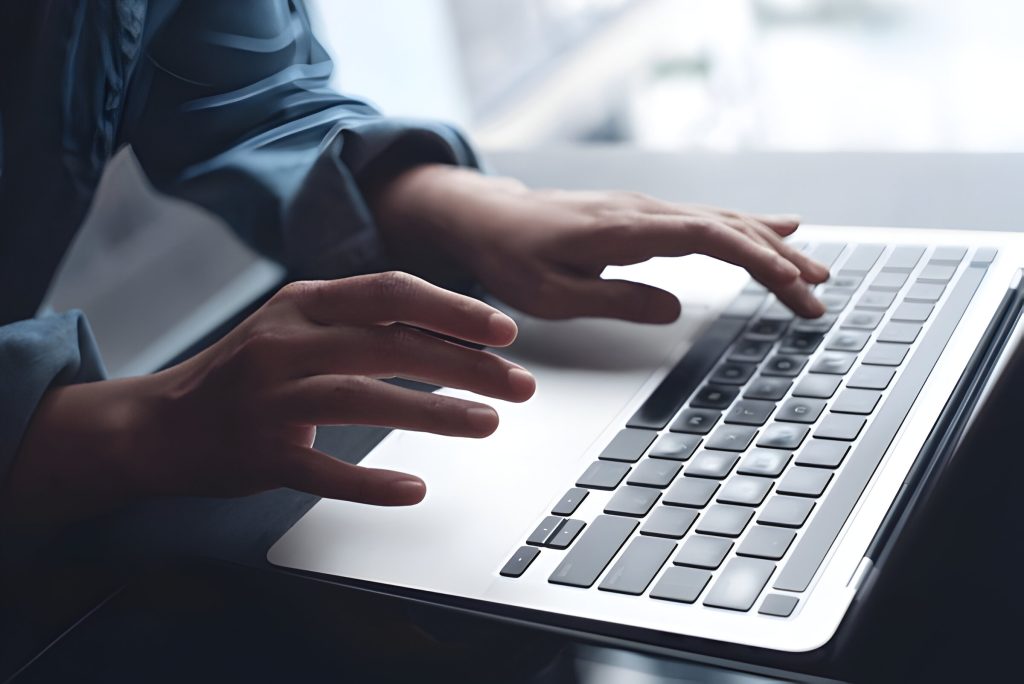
[0,0,477,484]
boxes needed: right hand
[4,272,536,527]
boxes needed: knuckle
[369,270,419,302]
[277,280,318,303]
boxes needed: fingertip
[487,312,518,347]
[387,477,427,505]
[507,367,537,401]
[465,406,500,436]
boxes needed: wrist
[370,164,525,285]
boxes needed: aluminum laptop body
[268,225,1024,656]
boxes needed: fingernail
[466,406,499,432]
[389,478,426,502]
[507,367,536,397]
[488,312,518,342]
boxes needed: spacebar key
[774,264,988,592]
[627,316,747,430]
[549,515,638,588]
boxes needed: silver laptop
[268,225,1024,655]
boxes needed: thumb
[281,447,426,505]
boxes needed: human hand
[4,273,535,527]
[372,165,830,323]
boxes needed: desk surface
[12,149,1024,683]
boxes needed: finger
[267,375,502,437]
[769,276,826,319]
[585,215,802,288]
[732,216,830,284]
[264,326,536,402]
[285,272,518,347]
[531,273,682,323]
[656,204,829,284]
[280,446,426,505]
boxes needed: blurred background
[46,0,1024,377]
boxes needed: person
[0,0,828,532]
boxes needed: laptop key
[776,398,826,424]
[705,425,757,452]
[725,400,775,426]
[759,594,799,617]
[737,448,792,477]
[552,487,589,516]
[737,526,796,560]
[549,515,637,588]
[779,332,824,355]
[696,504,754,537]
[704,557,777,612]
[828,273,863,290]
[810,352,856,375]
[762,355,807,377]
[746,319,788,341]
[758,496,816,528]
[863,343,910,366]
[918,263,957,283]
[641,506,698,539]
[877,322,922,344]
[674,535,733,569]
[905,282,945,302]
[815,414,866,441]
[831,389,881,415]
[548,519,587,549]
[664,477,719,507]
[883,245,925,271]
[717,476,773,506]
[605,486,660,517]
[796,440,850,468]
[892,302,933,322]
[778,467,834,498]
[870,272,907,291]
[826,330,870,352]
[841,310,883,330]
[627,459,682,488]
[842,244,884,273]
[599,537,676,595]
[744,376,792,401]
[670,408,721,435]
[690,384,739,409]
[650,567,713,604]
[577,461,630,490]
[598,428,658,463]
[792,374,842,399]
[847,365,896,390]
[820,292,851,313]
[527,516,565,546]
[649,433,701,461]
[856,290,896,310]
[500,546,540,578]
[710,362,757,385]
[685,451,739,479]
[792,313,838,334]
[729,340,773,364]
[757,423,809,450]
[931,246,966,264]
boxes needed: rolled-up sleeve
[0,312,106,485]
[127,0,478,279]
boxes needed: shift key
[550,515,638,588]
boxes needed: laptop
[268,225,1024,656]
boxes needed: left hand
[371,165,830,323]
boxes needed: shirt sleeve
[0,312,106,486]
[126,0,478,279]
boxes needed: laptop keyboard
[500,242,997,617]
